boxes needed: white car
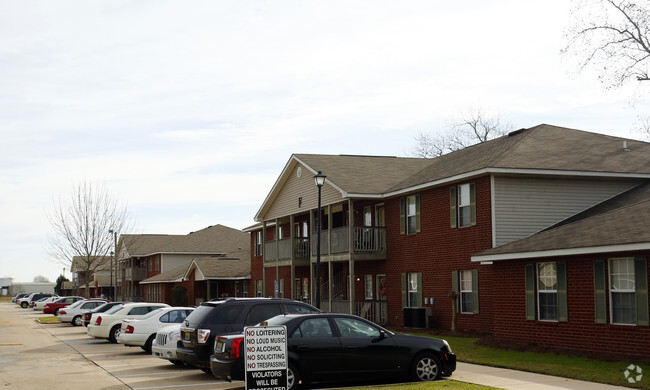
[87,302,169,343]
[117,306,194,352]
[32,297,58,311]
[57,299,107,326]
[152,324,184,365]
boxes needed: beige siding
[493,176,641,246]
[264,163,342,221]
[161,254,197,273]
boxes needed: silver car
[57,299,107,326]
[151,324,184,365]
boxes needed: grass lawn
[407,331,649,389]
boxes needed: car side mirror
[379,330,388,340]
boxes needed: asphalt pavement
[0,302,633,390]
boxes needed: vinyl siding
[265,164,342,221]
[493,176,640,246]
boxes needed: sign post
[244,324,288,390]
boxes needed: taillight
[230,337,244,359]
[197,329,210,344]
[84,314,90,320]
[125,325,134,334]
[59,310,67,315]
[95,316,102,326]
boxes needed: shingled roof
[120,224,248,258]
[472,181,650,262]
[140,254,250,284]
[295,124,650,197]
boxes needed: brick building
[249,124,650,356]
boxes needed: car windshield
[139,308,165,320]
[105,305,125,315]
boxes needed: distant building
[9,282,56,295]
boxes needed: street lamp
[313,171,326,309]
[109,229,118,300]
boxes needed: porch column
[348,199,354,254]
[262,221,267,297]
[349,259,355,315]
[328,261,333,312]
[289,214,295,300]
[327,205,332,255]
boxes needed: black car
[82,301,129,327]
[210,313,456,389]
[178,298,320,372]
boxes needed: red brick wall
[384,175,494,332]
[493,252,650,356]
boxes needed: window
[245,304,282,325]
[278,226,285,240]
[401,272,421,307]
[148,259,152,272]
[460,270,474,313]
[242,281,249,297]
[254,231,262,257]
[525,262,567,322]
[610,258,636,325]
[293,318,333,338]
[450,183,476,228]
[537,262,558,321]
[255,280,263,297]
[364,275,373,300]
[334,317,381,338]
[155,257,160,272]
[400,195,420,235]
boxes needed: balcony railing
[320,299,388,325]
[124,267,147,281]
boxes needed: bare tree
[33,275,50,283]
[410,108,512,158]
[563,0,650,88]
[47,181,132,298]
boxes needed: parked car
[12,293,28,303]
[18,293,58,308]
[57,299,108,326]
[152,324,184,365]
[117,306,194,352]
[177,298,320,373]
[210,313,456,389]
[33,296,60,311]
[83,301,129,327]
[43,296,84,315]
[87,302,170,343]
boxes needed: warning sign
[244,325,288,390]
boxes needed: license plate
[215,340,224,353]
[182,331,191,341]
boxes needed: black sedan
[210,313,456,389]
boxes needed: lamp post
[313,171,326,309]
[108,229,117,300]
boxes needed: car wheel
[201,367,212,374]
[288,363,302,390]
[170,360,183,366]
[53,308,60,316]
[142,334,155,353]
[21,302,28,308]
[411,353,441,381]
[72,316,82,327]
[108,325,121,343]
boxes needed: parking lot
[0,303,244,390]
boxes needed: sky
[1,1,648,284]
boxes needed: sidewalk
[453,362,630,390]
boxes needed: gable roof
[71,256,111,272]
[140,255,251,284]
[256,124,650,221]
[472,181,650,262]
[120,224,249,258]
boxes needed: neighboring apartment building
[71,256,111,298]
[249,124,650,356]
[115,224,250,305]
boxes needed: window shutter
[472,269,479,314]
[449,187,457,228]
[451,271,459,313]
[525,264,535,320]
[399,198,406,235]
[557,262,568,322]
[415,194,421,233]
[416,272,423,307]
[593,260,607,324]
[469,182,477,226]
[401,273,407,307]
[635,258,649,326]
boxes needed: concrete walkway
[454,362,630,389]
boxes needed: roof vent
[623,141,630,152]
[508,128,527,137]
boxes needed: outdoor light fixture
[314,171,326,309]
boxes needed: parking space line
[131,382,236,389]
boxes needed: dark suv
[177,298,320,372]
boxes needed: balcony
[124,267,147,281]
[264,226,386,263]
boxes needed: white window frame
[458,183,471,227]
[537,262,558,322]
[406,195,417,234]
[609,257,636,325]
[254,231,262,256]
[407,272,418,307]
[460,270,473,313]
[364,274,373,300]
